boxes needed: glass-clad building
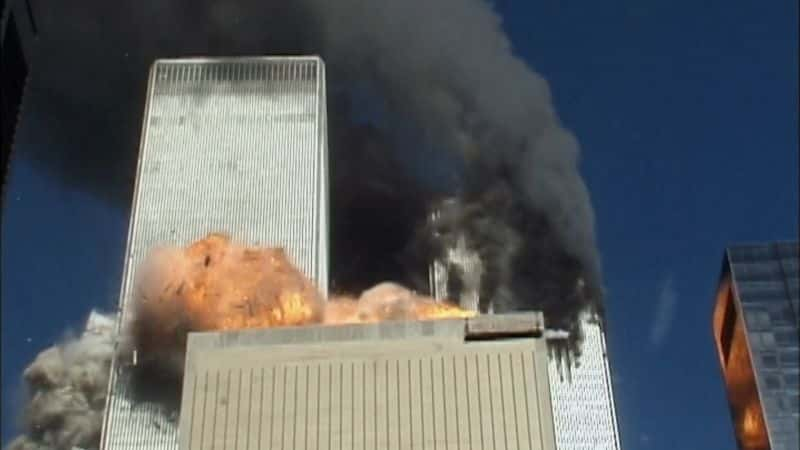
[100,56,330,450]
[712,241,799,450]
[546,315,621,450]
[429,231,622,450]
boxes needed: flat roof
[179,313,556,450]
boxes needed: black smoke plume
[18,0,602,343]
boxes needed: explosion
[7,234,475,450]
[129,233,324,357]
[326,282,475,324]
[29,0,604,354]
[127,233,474,372]
[9,0,610,446]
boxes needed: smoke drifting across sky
[21,0,601,345]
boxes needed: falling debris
[8,233,473,450]
[5,312,116,450]
[422,191,599,354]
[121,233,473,378]
[29,0,604,343]
[121,232,324,373]
[11,0,611,446]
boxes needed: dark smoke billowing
[20,1,601,344]
[5,313,116,450]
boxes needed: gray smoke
[5,312,116,450]
[418,178,601,354]
[21,0,601,344]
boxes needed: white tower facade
[546,316,622,450]
[430,237,621,450]
[100,56,329,450]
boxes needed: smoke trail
[5,313,116,450]
[21,0,602,346]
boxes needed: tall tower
[545,315,621,450]
[429,228,622,450]
[100,56,329,450]
[712,242,799,450]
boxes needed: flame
[412,301,476,320]
[130,234,474,357]
[325,283,476,324]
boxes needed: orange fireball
[129,233,475,362]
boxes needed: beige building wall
[179,316,556,450]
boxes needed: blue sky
[492,0,798,447]
[2,0,798,448]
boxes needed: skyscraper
[429,234,622,450]
[712,241,799,450]
[177,314,557,450]
[546,315,621,450]
[100,56,329,450]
